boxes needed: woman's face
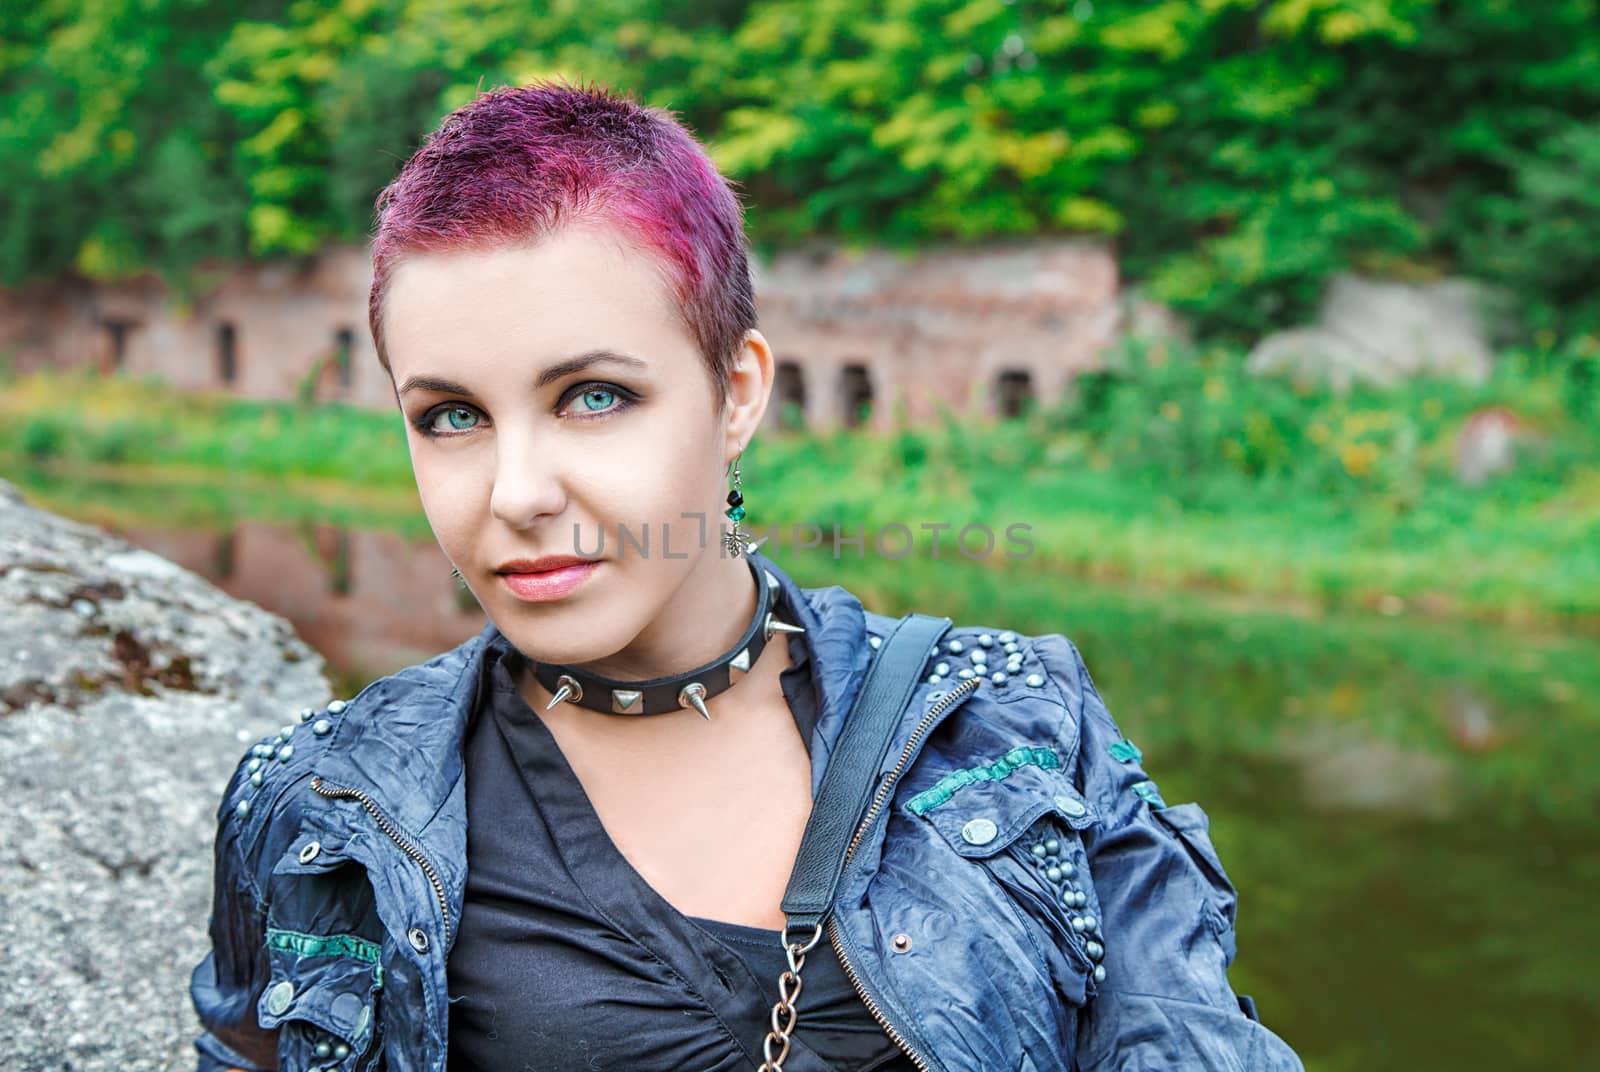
[381,224,771,671]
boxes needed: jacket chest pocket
[911,751,1107,1005]
[262,836,386,1071]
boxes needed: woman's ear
[723,329,776,458]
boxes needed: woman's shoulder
[213,625,498,874]
[862,609,1096,711]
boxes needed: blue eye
[561,382,637,419]
[414,382,635,438]
[418,405,482,436]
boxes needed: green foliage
[1050,337,1600,568]
[1465,123,1600,335]
[19,414,64,459]
[5,2,1600,335]
[752,336,1600,623]
[0,0,255,292]
[0,367,415,485]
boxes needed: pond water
[13,467,1599,1070]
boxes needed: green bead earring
[723,451,753,557]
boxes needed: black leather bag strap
[779,612,952,934]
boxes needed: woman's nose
[488,434,567,529]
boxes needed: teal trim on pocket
[906,746,1061,816]
[1108,738,1143,764]
[1131,780,1167,808]
[267,928,384,985]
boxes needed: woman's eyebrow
[530,349,649,389]
[397,350,649,398]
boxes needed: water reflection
[120,520,486,695]
[12,467,1600,1069]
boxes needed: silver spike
[611,689,643,714]
[763,612,806,641]
[546,674,583,711]
[727,647,751,681]
[678,682,711,721]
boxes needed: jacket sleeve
[189,751,280,1072]
[1041,635,1305,1071]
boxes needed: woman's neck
[554,552,762,684]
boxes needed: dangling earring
[450,566,468,590]
[723,450,754,558]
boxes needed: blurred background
[2,1,1598,1069]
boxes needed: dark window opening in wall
[334,327,355,389]
[838,364,874,428]
[331,530,352,596]
[774,361,807,430]
[217,322,237,384]
[996,368,1035,418]
[102,318,136,371]
[213,530,236,581]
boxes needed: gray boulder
[0,477,330,1070]
[1248,274,1502,391]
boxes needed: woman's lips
[498,561,600,602]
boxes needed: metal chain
[755,921,824,1070]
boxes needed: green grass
[4,339,1597,628]
[2,369,416,485]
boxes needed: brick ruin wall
[0,239,1138,430]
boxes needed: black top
[445,629,916,1072]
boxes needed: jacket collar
[755,550,877,797]
[312,549,875,839]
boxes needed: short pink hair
[368,79,757,407]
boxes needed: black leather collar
[529,555,799,717]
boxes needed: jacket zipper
[310,776,453,948]
[828,674,981,1072]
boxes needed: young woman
[190,80,1303,1072]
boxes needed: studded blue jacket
[190,552,1305,1071]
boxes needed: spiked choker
[529,557,805,719]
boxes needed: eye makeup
[409,381,640,438]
